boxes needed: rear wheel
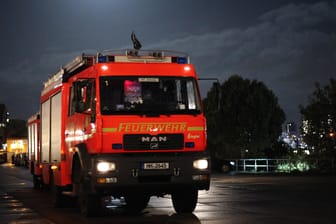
[49,171,67,208]
[172,189,198,213]
[33,175,42,189]
[124,194,150,214]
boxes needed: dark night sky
[1,0,336,127]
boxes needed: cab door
[66,79,96,152]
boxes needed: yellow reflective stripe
[187,126,204,131]
[103,126,204,132]
[102,127,118,133]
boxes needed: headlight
[97,161,116,172]
[193,159,208,170]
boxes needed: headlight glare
[193,159,208,170]
[97,161,116,172]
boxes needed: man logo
[150,142,159,149]
[141,136,167,149]
[141,136,167,142]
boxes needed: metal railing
[232,159,282,173]
[230,158,336,173]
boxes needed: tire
[172,189,198,213]
[73,158,101,217]
[49,171,66,208]
[33,175,42,189]
[78,182,102,217]
[124,194,150,214]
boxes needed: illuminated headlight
[193,159,208,170]
[97,161,116,172]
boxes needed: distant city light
[279,122,310,154]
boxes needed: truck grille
[123,134,184,150]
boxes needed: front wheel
[172,189,198,213]
[73,160,102,216]
[78,187,102,217]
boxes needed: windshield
[100,76,201,115]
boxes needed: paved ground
[0,163,54,224]
[1,163,336,224]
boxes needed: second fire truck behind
[27,49,210,216]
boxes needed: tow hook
[173,168,180,176]
[132,168,138,177]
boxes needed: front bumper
[88,152,210,196]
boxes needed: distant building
[0,104,10,162]
[0,104,10,148]
[6,119,28,163]
[0,104,28,163]
[302,119,309,135]
[6,138,28,164]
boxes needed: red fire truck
[27,49,210,216]
[27,113,41,186]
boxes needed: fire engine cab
[27,49,210,216]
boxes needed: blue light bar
[98,55,107,63]
[177,57,188,64]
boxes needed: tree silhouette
[300,79,336,159]
[203,75,285,160]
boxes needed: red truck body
[27,49,210,216]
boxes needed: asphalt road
[1,163,336,224]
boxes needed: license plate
[143,162,169,170]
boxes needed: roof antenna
[131,31,142,55]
